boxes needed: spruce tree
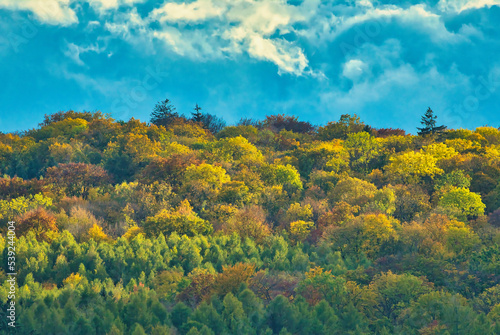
[150,98,179,127]
[417,107,447,136]
[192,104,203,122]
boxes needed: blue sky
[0,0,499,133]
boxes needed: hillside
[1,110,500,334]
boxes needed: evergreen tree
[192,104,203,122]
[417,107,447,136]
[150,98,179,127]
[131,323,147,335]
[188,104,226,134]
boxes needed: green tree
[317,114,366,140]
[369,271,432,320]
[344,131,381,172]
[417,107,447,136]
[438,187,486,220]
[435,170,471,191]
[266,295,298,334]
[150,98,181,127]
[401,291,491,334]
[130,323,147,335]
[261,164,303,193]
[171,302,192,329]
[192,104,203,122]
[190,302,226,334]
[222,293,253,334]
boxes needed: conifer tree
[150,98,179,127]
[192,104,203,122]
[417,107,447,136]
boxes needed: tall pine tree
[150,98,179,127]
[417,107,446,136]
[192,104,203,122]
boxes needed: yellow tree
[328,176,377,207]
[143,200,212,237]
[422,143,458,160]
[213,263,256,296]
[222,205,271,244]
[289,220,314,243]
[182,163,231,208]
[475,126,500,145]
[83,224,113,243]
[322,213,400,259]
[360,213,400,258]
[282,202,313,225]
[385,151,443,184]
[209,136,264,165]
[293,140,349,175]
[344,132,381,172]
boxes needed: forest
[0,106,500,334]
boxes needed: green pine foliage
[417,107,447,136]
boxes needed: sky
[0,0,499,134]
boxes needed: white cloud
[153,27,224,58]
[150,0,224,22]
[63,42,105,65]
[104,9,154,51]
[247,34,308,75]
[6,0,487,78]
[302,3,462,44]
[342,59,368,81]
[87,20,101,29]
[0,0,77,25]
[88,0,145,13]
[438,0,500,13]
[224,1,306,36]
[95,0,467,76]
[143,0,314,75]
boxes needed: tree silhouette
[417,107,446,136]
[192,104,203,122]
[189,105,226,134]
[200,113,226,134]
[150,98,180,127]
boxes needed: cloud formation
[1,0,489,75]
[146,0,314,74]
[438,0,500,13]
[0,0,499,132]
[0,0,77,25]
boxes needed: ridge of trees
[0,106,499,334]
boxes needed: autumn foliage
[0,110,499,334]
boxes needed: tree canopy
[0,110,499,335]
